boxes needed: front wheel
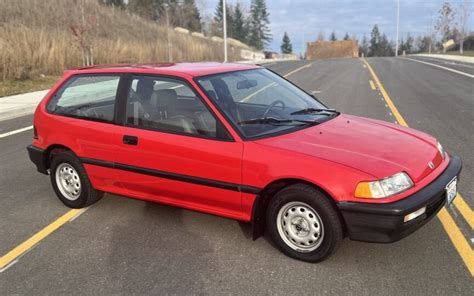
[50,151,103,208]
[266,184,343,262]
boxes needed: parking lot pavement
[1,58,473,294]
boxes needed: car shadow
[103,197,215,294]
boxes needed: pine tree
[330,30,337,41]
[182,0,202,32]
[214,0,233,37]
[281,32,293,54]
[379,34,394,56]
[232,3,247,42]
[247,0,272,50]
[343,32,350,40]
[128,0,157,20]
[369,24,380,56]
[128,0,201,31]
[399,37,406,55]
[405,34,414,54]
[359,34,369,57]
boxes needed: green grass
[0,75,60,97]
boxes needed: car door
[112,74,245,220]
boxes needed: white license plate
[446,177,457,206]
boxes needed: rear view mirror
[237,79,257,89]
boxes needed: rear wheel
[50,151,103,208]
[266,184,343,262]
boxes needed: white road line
[0,126,33,138]
[283,63,313,77]
[402,57,474,78]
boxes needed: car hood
[256,114,443,182]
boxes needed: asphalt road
[1,57,473,295]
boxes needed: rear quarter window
[47,75,120,123]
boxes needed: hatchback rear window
[47,75,120,123]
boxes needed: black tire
[266,184,343,263]
[50,151,103,208]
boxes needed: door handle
[123,135,138,145]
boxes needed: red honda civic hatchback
[28,62,461,262]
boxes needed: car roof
[65,62,262,77]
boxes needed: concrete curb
[0,90,49,121]
[411,54,474,64]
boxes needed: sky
[202,0,474,53]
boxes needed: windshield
[197,68,337,138]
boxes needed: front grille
[425,192,446,217]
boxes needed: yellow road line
[362,59,408,127]
[454,194,474,230]
[362,58,474,278]
[369,80,376,90]
[438,208,474,277]
[0,208,86,270]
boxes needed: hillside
[0,0,241,83]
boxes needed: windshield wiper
[238,117,319,126]
[238,117,293,125]
[290,108,339,115]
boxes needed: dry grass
[0,0,240,82]
[0,75,60,97]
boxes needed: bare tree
[69,0,97,66]
[458,0,472,54]
[435,2,456,53]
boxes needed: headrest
[136,78,155,101]
[151,89,178,107]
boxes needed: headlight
[437,141,446,160]
[355,172,414,199]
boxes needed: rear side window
[47,75,120,123]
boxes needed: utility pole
[395,0,400,57]
[223,0,228,63]
[302,28,305,60]
[163,3,173,62]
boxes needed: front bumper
[27,145,48,174]
[338,155,462,243]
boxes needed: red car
[27,63,462,262]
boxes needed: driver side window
[126,76,220,139]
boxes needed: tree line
[359,0,471,57]
[100,0,272,51]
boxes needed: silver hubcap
[55,163,81,201]
[277,201,324,252]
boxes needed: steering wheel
[262,100,286,118]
